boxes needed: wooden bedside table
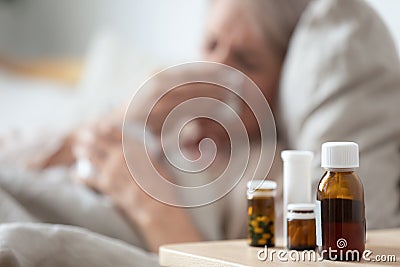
[160,228,400,266]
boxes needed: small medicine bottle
[247,180,276,247]
[316,142,366,261]
[287,203,316,251]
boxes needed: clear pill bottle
[247,180,276,247]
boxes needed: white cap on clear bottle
[321,142,359,169]
[246,180,277,198]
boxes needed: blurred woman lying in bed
[4,0,399,264]
[30,0,310,253]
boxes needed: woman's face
[201,0,282,107]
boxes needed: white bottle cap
[287,203,315,212]
[247,180,277,198]
[287,203,315,220]
[281,150,313,204]
[247,180,277,191]
[281,150,313,162]
[321,142,359,168]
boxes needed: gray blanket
[0,167,159,267]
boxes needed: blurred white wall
[0,0,207,64]
[0,0,398,62]
[366,0,400,54]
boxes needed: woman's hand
[28,107,126,170]
[73,120,203,252]
[28,133,76,170]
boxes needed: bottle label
[315,200,322,246]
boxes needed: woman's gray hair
[243,0,311,60]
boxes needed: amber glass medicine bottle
[316,142,365,261]
[287,203,316,251]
